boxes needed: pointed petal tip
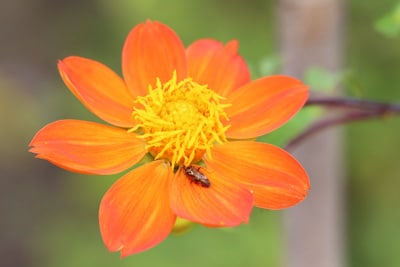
[103,237,162,258]
[225,39,239,53]
[99,161,176,257]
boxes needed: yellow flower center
[130,71,230,169]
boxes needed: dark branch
[285,96,400,151]
[306,96,400,113]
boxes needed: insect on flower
[184,166,211,188]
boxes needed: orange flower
[29,20,310,257]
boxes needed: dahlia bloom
[30,20,310,257]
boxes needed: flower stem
[306,97,400,112]
[285,96,400,151]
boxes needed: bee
[183,166,211,188]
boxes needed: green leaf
[375,2,400,38]
[258,54,283,76]
[304,67,342,92]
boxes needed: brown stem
[285,96,400,151]
[306,97,400,113]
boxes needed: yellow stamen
[131,71,231,169]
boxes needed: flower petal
[204,141,310,209]
[58,56,135,127]
[29,120,146,175]
[170,165,253,227]
[225,75,309,139]
[99,160,176,257]
[122,20,187,97]
[186,39,250,97]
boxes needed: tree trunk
[278,0,345,267]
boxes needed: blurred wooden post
[278,1,345,267]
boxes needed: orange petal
[225,75,309,139]
[170,165,253,227]
[204,141,310,209]
[99,160,176,257]
[186,39,250,97]
[58,56,135,128]
[122,20,187,97]
[29,120,146,174]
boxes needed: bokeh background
[1,0,400,266]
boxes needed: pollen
[130,71,231,169]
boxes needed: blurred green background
[1,0,400,266]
